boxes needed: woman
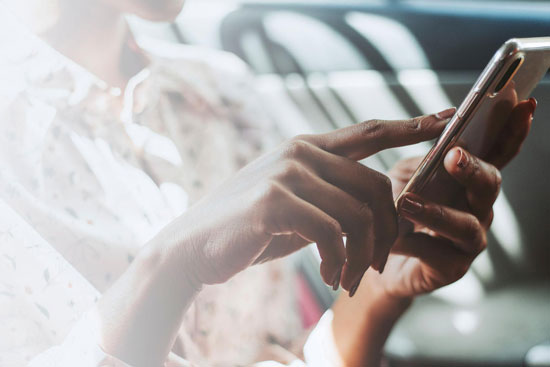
[0,1,536,366]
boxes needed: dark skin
[96,99,535,367]
[332,98,536,367]
[98,111,453,366]
[14,1,536,365]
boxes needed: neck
[41,1,148,89]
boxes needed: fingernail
[435,107,456,121]
[401,196,423,215]
[529,97,537,117]
[456,148,468,169]
[348,273,364,298]
[379,257,387,274]
[332,269,341,291]
[349,282,359,297]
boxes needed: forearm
[331,270,412,367]
[97,222,202,367]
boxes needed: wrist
[332,270,413,367]
[97,224,202,366]
[362,270,415,308]
[143,219,204,293]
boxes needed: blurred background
[128,1,550,366]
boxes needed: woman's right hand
[158,109,454,293]
[97,109,452,366]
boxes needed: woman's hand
[373,98,535,299]
[331,98,536,367]
[380,149,499,297]
[99,110,453,366]
[161,110,454,293]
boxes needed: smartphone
[396,37,550,208]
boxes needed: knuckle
[260,180,285,202]
[417,270,436,291]
[364,169,393,199]
[485,210,495,228]
[291,134,311,143]
[276,160,304,183]
[379,173,393,197]
[464,216,483,247]
[255,182,289,233]
[405,116,425,133]
[473,161,501,198]
[355,163,372,183]
[283,138,312,159]
[449,263,470,283]
[430,204,447,228]
[479,233,488,252]
[356,202,374,223]
[371,169,393,190]
[359,119,385,139]
[325,218,343,239]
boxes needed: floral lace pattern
[0,9,302,366]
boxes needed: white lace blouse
[0,7,344,367]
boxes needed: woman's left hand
[331,99,535,367]
[378,149,498,298]
[367,98,536,299]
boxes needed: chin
[131,0,185,22]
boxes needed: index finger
[304,107,455,161]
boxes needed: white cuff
[30,308,343,367]
[303,310,345,367]
[29,308,132,367]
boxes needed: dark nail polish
[348,273,365,297]
[332,269,341,291]
[379,257,387,274]
[349,282,359,297]
[456,148,468,169]
[401,196,423,215]
[435,107,456,121]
